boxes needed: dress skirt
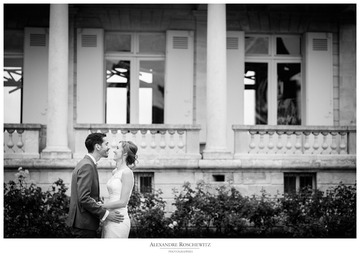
[101,207,130,238]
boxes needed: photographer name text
[150,242,211,248]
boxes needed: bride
[99,140,137,238]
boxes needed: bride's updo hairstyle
[121,141,138,168]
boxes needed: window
[212,175,225,182]
[134,172,154,194]
[284,173,316,194]
[105,33,165,124]
[4,30,24,123]
[244,35,302,125]
[4,57,23,123]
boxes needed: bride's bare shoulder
[122,167,134,176]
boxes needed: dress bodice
[102,168,132,238]
[106,168,132,213]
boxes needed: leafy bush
[129,189,171,238]
[170,181,251,237]
[4,167,72,238]
[4,168,356,238]
[247,189,282,236]
[169,181,356,238]
[279,183,356,238]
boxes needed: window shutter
[165,31,194,124]
[23,27,49,124]
[304,32,333,125]
[227,31,245,152]
[77,28,104,123]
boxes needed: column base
[202,150,233,159]
[41,147,72,159]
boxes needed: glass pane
[277,63,301,125]
[300,175,314,189]
[139,60,165,124]
[245,36,269,55]
[106,60,130,124]
[284,175,296,194]
[4,86,21,123]
[276,36,301,55]
[244,62,268,124]
[140,176,152,193]
[4,30,24,53]
[4,58,23,123]
[105,34,131,52]
[139,34,166,54]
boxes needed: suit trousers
[71,227,98,238]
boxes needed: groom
[66,132,124,238]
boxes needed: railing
[4,124,42,158]
[233,125,356,156]
[74,124,202,160]
[4,123,356,160]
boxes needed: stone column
[203,4,231,159]
[339,24,356,126]
[41,4,72,159]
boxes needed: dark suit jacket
[66,155,107,231]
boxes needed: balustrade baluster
[150,130,157,152]
[130,130,138,144]
[339,132,347,154]
[168,130,175,150]
[110,129,118,149]
[276,131,284,154]
[285,131,293,154]
[101,129,109,135]
[303,131,311,154]
[7,129,15,152]
[140,130,148,149]
[294,131,302,154]
[267,131,275,154]
[159,130,167,153]
[258,131,266,154]
[321,132,329,154]
[249,131,257,154]
[177,130,185,153]
[330,132,338,154]
[16,129,25,152]
[121,130,128,142]
[312,131,320,154]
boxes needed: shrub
[129,189,171,238]
[4,168,356,238]
[247,189,282,236]
[279,183,356,238]
[4,167,72,238]
[170,182,251,237]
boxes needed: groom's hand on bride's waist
[106,210,124,223]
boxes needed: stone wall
[4,158,356,213]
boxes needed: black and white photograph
[1,1,358,255]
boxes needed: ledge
[4,155,356,171]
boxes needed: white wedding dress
[102,168,132,238]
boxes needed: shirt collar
[87,154,97,165]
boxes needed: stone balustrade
[73,124,202,160]
[233,125,356,156]
[4,124,42,158]
[4,124,356,160]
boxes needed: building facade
[3,4,356,212]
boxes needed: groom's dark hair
[85,133,106,153]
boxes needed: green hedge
[4,168,356,238]
[4,168,72,238]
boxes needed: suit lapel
[84,155,100,197]
[94,164,100,197]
